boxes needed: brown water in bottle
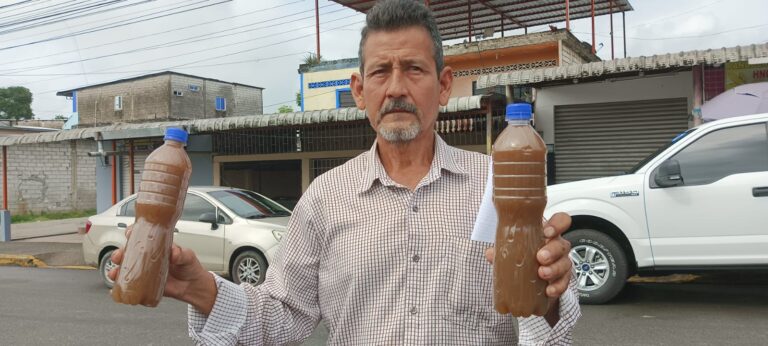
[492,120,550,317]
[112,133,191,307]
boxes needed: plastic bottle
[492,103,550,317]
[112,128,192,307]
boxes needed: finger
[543,212,571,238]
[111,248,123,265]
[485,247,494,264]
[125,225,133,239]
[537,237,571,265]
[108,267,119,281]
[169,244,183,265]
[545,266,572,298]
[539,254,573,282]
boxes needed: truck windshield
[626,128,697,174]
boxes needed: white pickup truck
[545,113,768,304]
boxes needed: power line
[0,0,195,44]
[0,0,156,36]
[0,0,232,51]
[0,0,36,11]
[0,2,344,73]
[26,17,365,94]
[629,0,722,29]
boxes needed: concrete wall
[303,67,357,111]
[169,75,263,119]
[170,75,207,119]
[534,71,694,144]
[0,140,97,215]
[77,74,171,126]
[233,85,263,116]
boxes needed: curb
[0,254,95,270]
[0,254,48,268]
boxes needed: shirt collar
[357,133,468,194]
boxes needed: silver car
[82,186,291,288]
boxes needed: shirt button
[410,307,418,315]
[412,254,420,262]
[412,205,418,213]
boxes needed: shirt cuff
[188,273,248,345]
[518,276,582,345]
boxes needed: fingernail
[540,250,551,262]
[541,267,552,277]
[544,227,555,238]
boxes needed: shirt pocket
[439,237,512,330]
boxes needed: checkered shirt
[188,135,581,345]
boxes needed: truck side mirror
[654,159,684,188]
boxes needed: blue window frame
[215,97,226,111]
[335,88,352,108]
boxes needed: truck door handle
[753,186,768,197]
[117,223,127,229]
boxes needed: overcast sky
[0,0,766,120]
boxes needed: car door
[644,122,768,266]
[115,197,137,236]
[173,193,226,272]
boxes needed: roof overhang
[477,43,768,88]
[331,0,633,41]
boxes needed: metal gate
[554,98,689,183]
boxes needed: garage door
[554,98,689,183]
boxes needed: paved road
[574,280,768,345]
[2,266,766,345]
[0,266,328,345]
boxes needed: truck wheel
[563,229,628,304]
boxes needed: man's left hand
[485,212,573,300]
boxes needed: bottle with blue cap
[491,103,550,317]
[113,127,192,307]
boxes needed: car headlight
[272,230,286,242]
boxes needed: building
[0,120,59,137]
[298,29,599,111]
[56,71,264,128]
[477,43,768,183]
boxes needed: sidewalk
[0,217,90,268]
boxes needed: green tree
[54,114,69,120]
[296,92,302,108]
[277,105,293,113]
[0,86,33,120]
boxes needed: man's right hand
[108,227,218,315]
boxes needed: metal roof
[331,0,632,41]
[0,96,488,145]
[56,71,264,97]
[477,43,768,88]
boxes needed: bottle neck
[506,119,530,126]
[165,139,185,147]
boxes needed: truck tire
[563,229,628,304]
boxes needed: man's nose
[385,68,407,99]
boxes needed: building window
[335,89,355,108]
[114,96,123,111]
[188,84,200,92]
[472,81,506,96]
[173,90,184,97]
[215,97,226,111]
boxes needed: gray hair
[358,0,444,77]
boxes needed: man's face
[351,26,452,143]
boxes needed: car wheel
[563,229,628,304]
[231,251,268,286]
[99,249,117,289]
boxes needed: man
[110,0,579,344]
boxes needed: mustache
[379,98,419,118]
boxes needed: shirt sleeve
[186,192,325,345]
[517,275,582,345]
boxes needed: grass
[11,209,96,224]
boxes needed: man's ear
[351,72,365,110]
[438,66,453,106]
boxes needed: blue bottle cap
[164,127,188,144]
[505,103,532,121]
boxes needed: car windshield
[626,128,698,174]
[208,190,292,219]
